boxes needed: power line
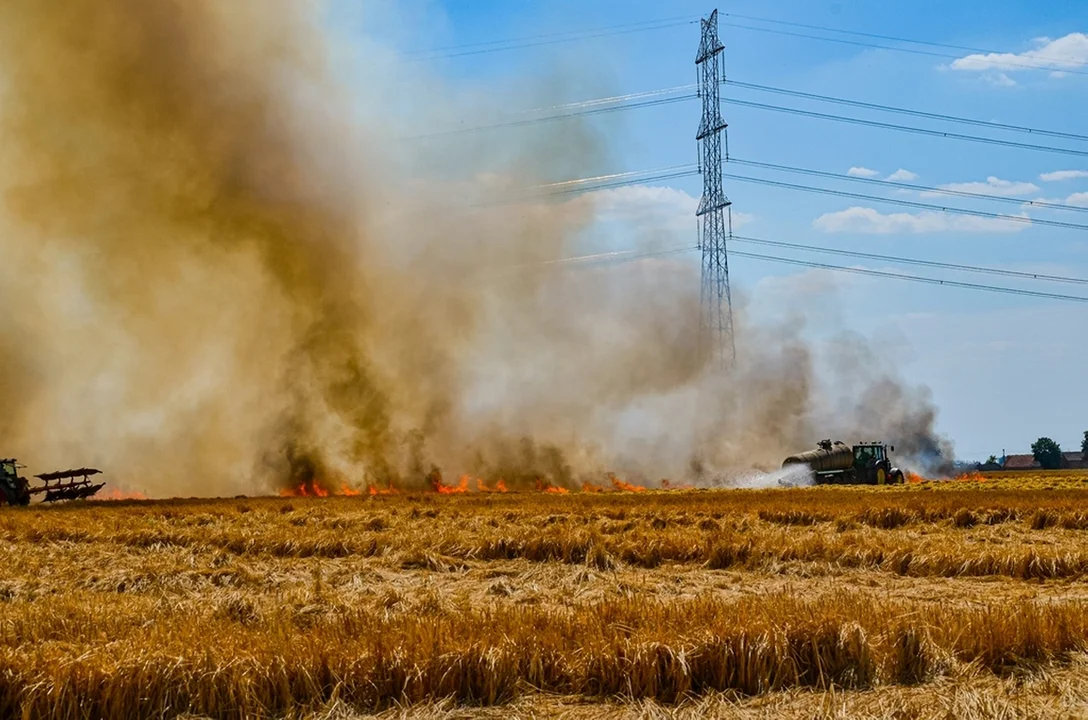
[720,172,1088,233]
[727,157,1088,214]
[725,80,1088,143]
[530,164,697,189]
[718,17,1088,78]
[519,84,698,114]
[508,242,1088,303]
[408,16,698,60]
[730,234,1088,285]
[505,244,698,273]
[730,250,1088,303]
[724,97,1088,158]
[721,12,1056,60]
[406,90,697,139]
[406,83,1088,151]
[475,165,700,206]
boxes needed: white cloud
[730,211,756,228]
[920,176,1039,198]
[812,206,1030,234]
[1066,192,1088,207]
[885,169,918,182]
[847,166,881,178]
[751,266,869,308]
[951,32,1088,73]
[988,72,1017,87]
[582,185,754,233]
[1040,169,1088,182]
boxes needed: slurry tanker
[782,440,905,485]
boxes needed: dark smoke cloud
[0,1,953,494]
[819,332,955,477]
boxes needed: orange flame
[955,471,986,483]
[535,478,569,494]
[906,472,925,484]
[608,474,645,493]
[476,478,508,493]
[279,480,337,498]
[367,485,398,496]
[94,487,148,501]
[581,481,605,493]
[432,473,470,494]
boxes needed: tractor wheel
[892,470,905,485]
[875,467,887,485]
[0,488,7,506]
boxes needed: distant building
[1002,454,1038,470]
[1000,452,1085,470]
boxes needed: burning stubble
[0,1,952,495]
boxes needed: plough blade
[30,468,105,503]
[41,481,106,503]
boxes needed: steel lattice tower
[695,9,735,367]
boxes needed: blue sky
[337,1,1088,461]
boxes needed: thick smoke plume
[0,1,952,495]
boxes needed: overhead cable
[719,17,1088,78]
[727,158,1088,214]
[519,84,699,114]
[530,164,697,189]
[506,245,698,273]
[406,91,696,139]
[510,243,1088,303]
[720,172,1088,232]
[729,235,1088,285]
[725,80,1088,143]
[475,165,700,207]
[730,250,1088,303]
[408,16,698,60]
[721,12,1066,59]
[724,98,1088,158]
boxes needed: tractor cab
[853,443,886,469]
[852,443,901,485]
[0,459,31,506]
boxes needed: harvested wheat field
[1,474,1087,719]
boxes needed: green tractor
[782,440,905,486]
[0,459,32,506]
[0,458,104,506]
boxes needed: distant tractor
[0,458,105,506]
[782,440,905,486]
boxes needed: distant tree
[986,455,998,465]
[1082,431,1088,460]
[1032,437,1063,470]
